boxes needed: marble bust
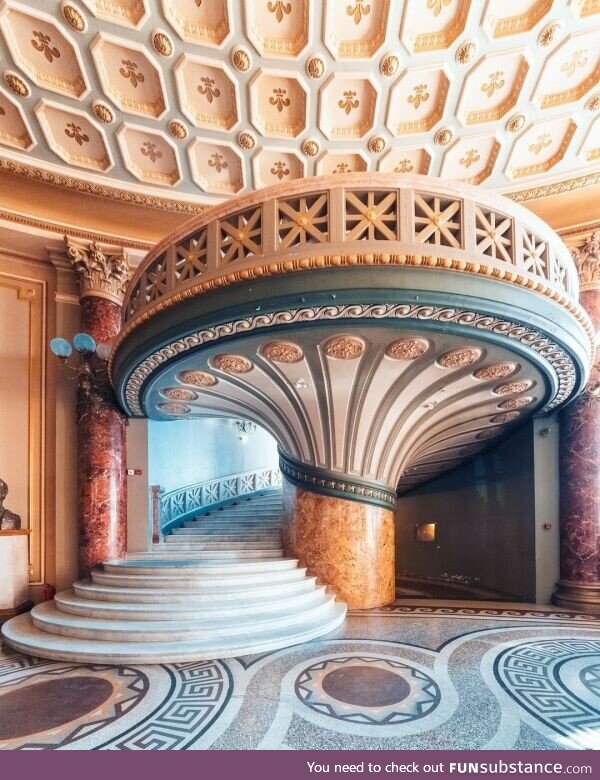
[0,479,21,530]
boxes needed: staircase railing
[150,468,282,537]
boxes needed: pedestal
[282,478,395,609]
[0,531,31,619]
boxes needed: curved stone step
[55,585,328,620]
[31,596,337,642]
[144,547,283,559]
[92,565,308,589]
[73,575,318,603]
[2,603,347,664]
[172,533,282,541]
[162,541,282,551]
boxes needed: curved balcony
[112,174,593,497]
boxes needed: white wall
[148,417,279,493]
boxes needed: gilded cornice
[505,172,600,203]
[65,237,131,305]
[572,231,600,292]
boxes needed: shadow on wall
[396,423,538,602]
[148,417,280,493]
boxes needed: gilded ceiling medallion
[163,388,198,401]
[159,402,190,415]
[455,40,476,64]
[62,4,86,32]
[476,427,502,440]
[306,57,325,79]
[231,48,251,72]
[4,72,29,97]
[537,22,561,48]
[301,138,319,157]
[434,128,453,146]
[238,131,256,150]
[498,396,534,411]
[212,354,253,374]
[585,94,600,112]
[505,114,526,134]
[324,336,365,360]
[493,380,534,396]
[367,136,386,154]
[168,120,188,140]
[490,411,520,424]
[262,341,304,363]
[473,362,517,380]
[379,54,399,77]
[92,103,114,123]
[178,370,217,387]
[437,347,482,369]
[152,31,173,58]
[385,338,429,360]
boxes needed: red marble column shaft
[555,289,600,611]
[282,479,396,609]
[77,296,127,575]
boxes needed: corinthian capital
[571,230,600,293]
[65,237,130,305]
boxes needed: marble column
[67,239,130,575]
[282,478,396,609]
[554,232,600,613]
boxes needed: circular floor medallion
[295,656,440,725]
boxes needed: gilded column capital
[65,237,130,306]
[572,231,600,293]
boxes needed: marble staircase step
[73,575,318,603]
[55,585,328,621]
[2,603,347,664]
[131,548,284,559]
[91,565,308,589]
[172,532,281,541]
[127,547,284,559]
[111,557,296,573]
[177,524,281,532]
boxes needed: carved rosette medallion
[306,57,325,79]
[66,238,130,305]
[152,31,173,57]
[434,128,453,146]
[301,139,320,157]
[238,131,256,150]
[231,48,251,72]
[62,4,86,32]
[159,402,190,415]
[379,54,399,77]
[324,336,365,360]
[178,370,217,387]
[498,396,533,410]
[262,341,304,363]
[493,380,534,396]
[506,114,526,134]
[93,102,114,123]
[368,136,386,154]
[455,40,476,64]
[4,72,29,97]
[585,94,600,112]
[385,338,430,360]
[490,411,520,424]
[437,347,482,369]
[571,231,600,292]
[168,120,188,140]
[537,22,561,48]
[212,354,253,374]
[473,362,517,380]
[162,387,198,401]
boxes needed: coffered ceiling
[0,0,599,208]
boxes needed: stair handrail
[151,468,282,536]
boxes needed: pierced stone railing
[152,467,282,535]
[123,174,580,327]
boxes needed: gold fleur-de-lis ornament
[481,71,505,98]
[198,77,220,104]
[270,161,290,180]
[267,1,292,22]
[561,49,588,78]
[140,141,162,163]
[64,122,89,146]
[459,148,480,168]
[208,153,228,173]
[31,31,60,64]
[346,2,371,24]
[427,0,451,17]
[394,159,414,173]
[528,134,552,155]
[408,84,430,110]
[333,162,352,174]
[338,90,359,115]
[269,88,291,112]
[119,59,144,88]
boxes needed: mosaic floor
[1,600,600,750]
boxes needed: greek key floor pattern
[1,600,599,750]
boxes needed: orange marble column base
[282,479,395,609]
